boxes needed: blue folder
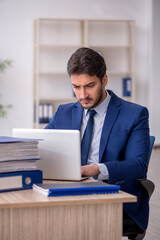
[33,181,120,197]
[0,136,39,143]
[0,170,43,193]
[122,77,131,96]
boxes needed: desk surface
[0,188,136,209]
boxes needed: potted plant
[0,59,12,117]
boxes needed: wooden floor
[123,148,160,240]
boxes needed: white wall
[0,0,158,142]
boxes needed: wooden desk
[0,187,136,240]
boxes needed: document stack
[0,136,42,193]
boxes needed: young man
[45,47,150,234]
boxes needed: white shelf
[35,44,134,49]
[34,72,67,76]
[89,45,133,49]
[107,71,132,76]
[34,71,133,76]
[38,97,77,103]
[36,44,82,49]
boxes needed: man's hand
[81,164,100,177]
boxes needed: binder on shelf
[39,103,44,124]
[39,103,53,124]
[33,181,120,197]
[34,103,36,124]
[48,103,53,120]
[0,170,43,193]
[123,77,131,96]
[43,103,48,124]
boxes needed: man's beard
[78,87,104,109]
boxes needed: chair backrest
[149,136,155,161]
[140,135,155,200]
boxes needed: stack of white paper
[0,136,40,173]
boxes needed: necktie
[81,109,96,166]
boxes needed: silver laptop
[12,128,84,181]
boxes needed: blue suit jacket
[45,90,150,230]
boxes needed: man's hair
[67,47,107,81]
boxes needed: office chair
[123,136,155,240]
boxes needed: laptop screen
[12,128,82,180]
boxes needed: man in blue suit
[45,47,150,235]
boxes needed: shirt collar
[84,90,111,117]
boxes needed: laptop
[12,128,84,181]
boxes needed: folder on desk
[33,181,120,197]
[0,170,43,193]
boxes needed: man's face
[71,74,108,109]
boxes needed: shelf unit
[83,20,135,102]
[33,19,135,128]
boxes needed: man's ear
[102,74,108,86]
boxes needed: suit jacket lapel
[72,103,83,130]
[99,91,121,162]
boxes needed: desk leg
[0,203,122,240]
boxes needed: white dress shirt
[80,91,111,180]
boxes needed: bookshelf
[33,19,135,128]
[83,20,135,102]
